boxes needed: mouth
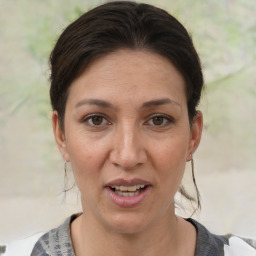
[109,184,148,197]
[105,179,152,207]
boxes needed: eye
[152,116,164,126]
[83,114,110,127]
[146,115,174,127]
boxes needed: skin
[52,49,203,256]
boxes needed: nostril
[109,138,147,169]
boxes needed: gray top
[31,214,256,256]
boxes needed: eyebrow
[141,98,181,108]
[75,99,113,108]
[75,97,181,109]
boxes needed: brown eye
[91,116,103,125]
[152,116,164,125]
[146,115,173,127]
[83,114,109,127]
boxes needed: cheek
[151,135,189,187]
[152,136,188,167]
[67,141,107,200]
[66,132,111,178]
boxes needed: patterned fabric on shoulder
[224,236,256,256]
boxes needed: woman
[31,1,256,255]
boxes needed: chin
[104,211,154,234]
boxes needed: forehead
[67,49,186,106]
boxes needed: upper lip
[105,178,151,187]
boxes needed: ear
[52,111,70,162]
[186,111,203,161]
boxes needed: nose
[109,124,147,170]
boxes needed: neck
[71,206,195,256]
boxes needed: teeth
[111,185,145,192]
[115,191,140,197]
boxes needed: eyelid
[82,113,111,126]
[145,114,174,126]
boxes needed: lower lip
[105,186,152,208]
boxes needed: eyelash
[145,114,174,127]
[82,114,111,127]
[82,113,174,128]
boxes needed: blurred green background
[0,0,255,242]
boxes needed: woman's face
[53,49,202,233]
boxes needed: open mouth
[109,185,148,197]
[106,182,152,207]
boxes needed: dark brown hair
[50,1,203,211]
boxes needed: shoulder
[187,219,256,256]
[31,214,79,256]
[30,231,51,256]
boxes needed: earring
[63,160,75,196]
[64,160,68,194]
[190,153,194,172]
[186,152,192,162]
[190,154,201,210]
